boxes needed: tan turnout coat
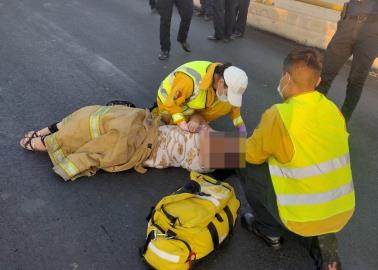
[44,105,160,181]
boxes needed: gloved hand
[238,124,247,137]
[178,121,189,132]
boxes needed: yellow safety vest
[269,91,355,236]
[157,61,212,123]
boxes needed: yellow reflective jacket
[247,91,355,236]
[156,61,244,127]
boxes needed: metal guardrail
[293,0,344,11]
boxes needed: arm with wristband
[160,73,194,128]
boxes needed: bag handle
[224,206,234,235]
[207,222,220,250]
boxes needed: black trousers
[234,0,250,34]
[211,0,238,39]
[157,0,193,51]
[200,0,213,16]
[149,0,156,9]
[318,16,378,121]
[237,162,337,270]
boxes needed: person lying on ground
[20,105,211,181]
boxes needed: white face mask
[216,90,228,102]
[216,81,229,102]
[277,84,284,99]
[277,75,290,99]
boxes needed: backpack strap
[141,225,196,269]
[207,222,220,250]
[141,230,156,255]
[224,206,234,235]
[161,205,181,227]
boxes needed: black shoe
[195,11,204,16]
[210,169,236,181]
[203,15,212,21]
[208,35,223,41]
[318,234,342,270]
[158,50,169,60]
[230,31,243,39]
[106,100,136,107]
[179,41,191,52]
[241,213,282,250]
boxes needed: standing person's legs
[317,19,354,95]
[234,0,250,36]
[175,0,193,47]
[341,20,378,121]
[210,0,225,40]
[224,0,238,39]
[202,0,213,19]
[157,0,174,53]
[149,0,156,9]
[198,0,205,15]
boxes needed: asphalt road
[0,0,377,269]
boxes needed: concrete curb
[194,0,378,70]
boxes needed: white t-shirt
[143,125,209,173]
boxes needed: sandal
[23,130,40,138]
[24,128,54,138]
[20,135,47,152]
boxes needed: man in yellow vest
[155,61,248,133]
[239,49,355,270]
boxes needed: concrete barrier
[194,0,378,69]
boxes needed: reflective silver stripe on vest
[177,66,202,98]
[277,181,354,206]
[159,86,168,98]
[269,154,350,179]
[178,66,202,85]
[169,73,175,84]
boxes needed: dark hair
[214,62,232,76]
[283,49,322,75]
